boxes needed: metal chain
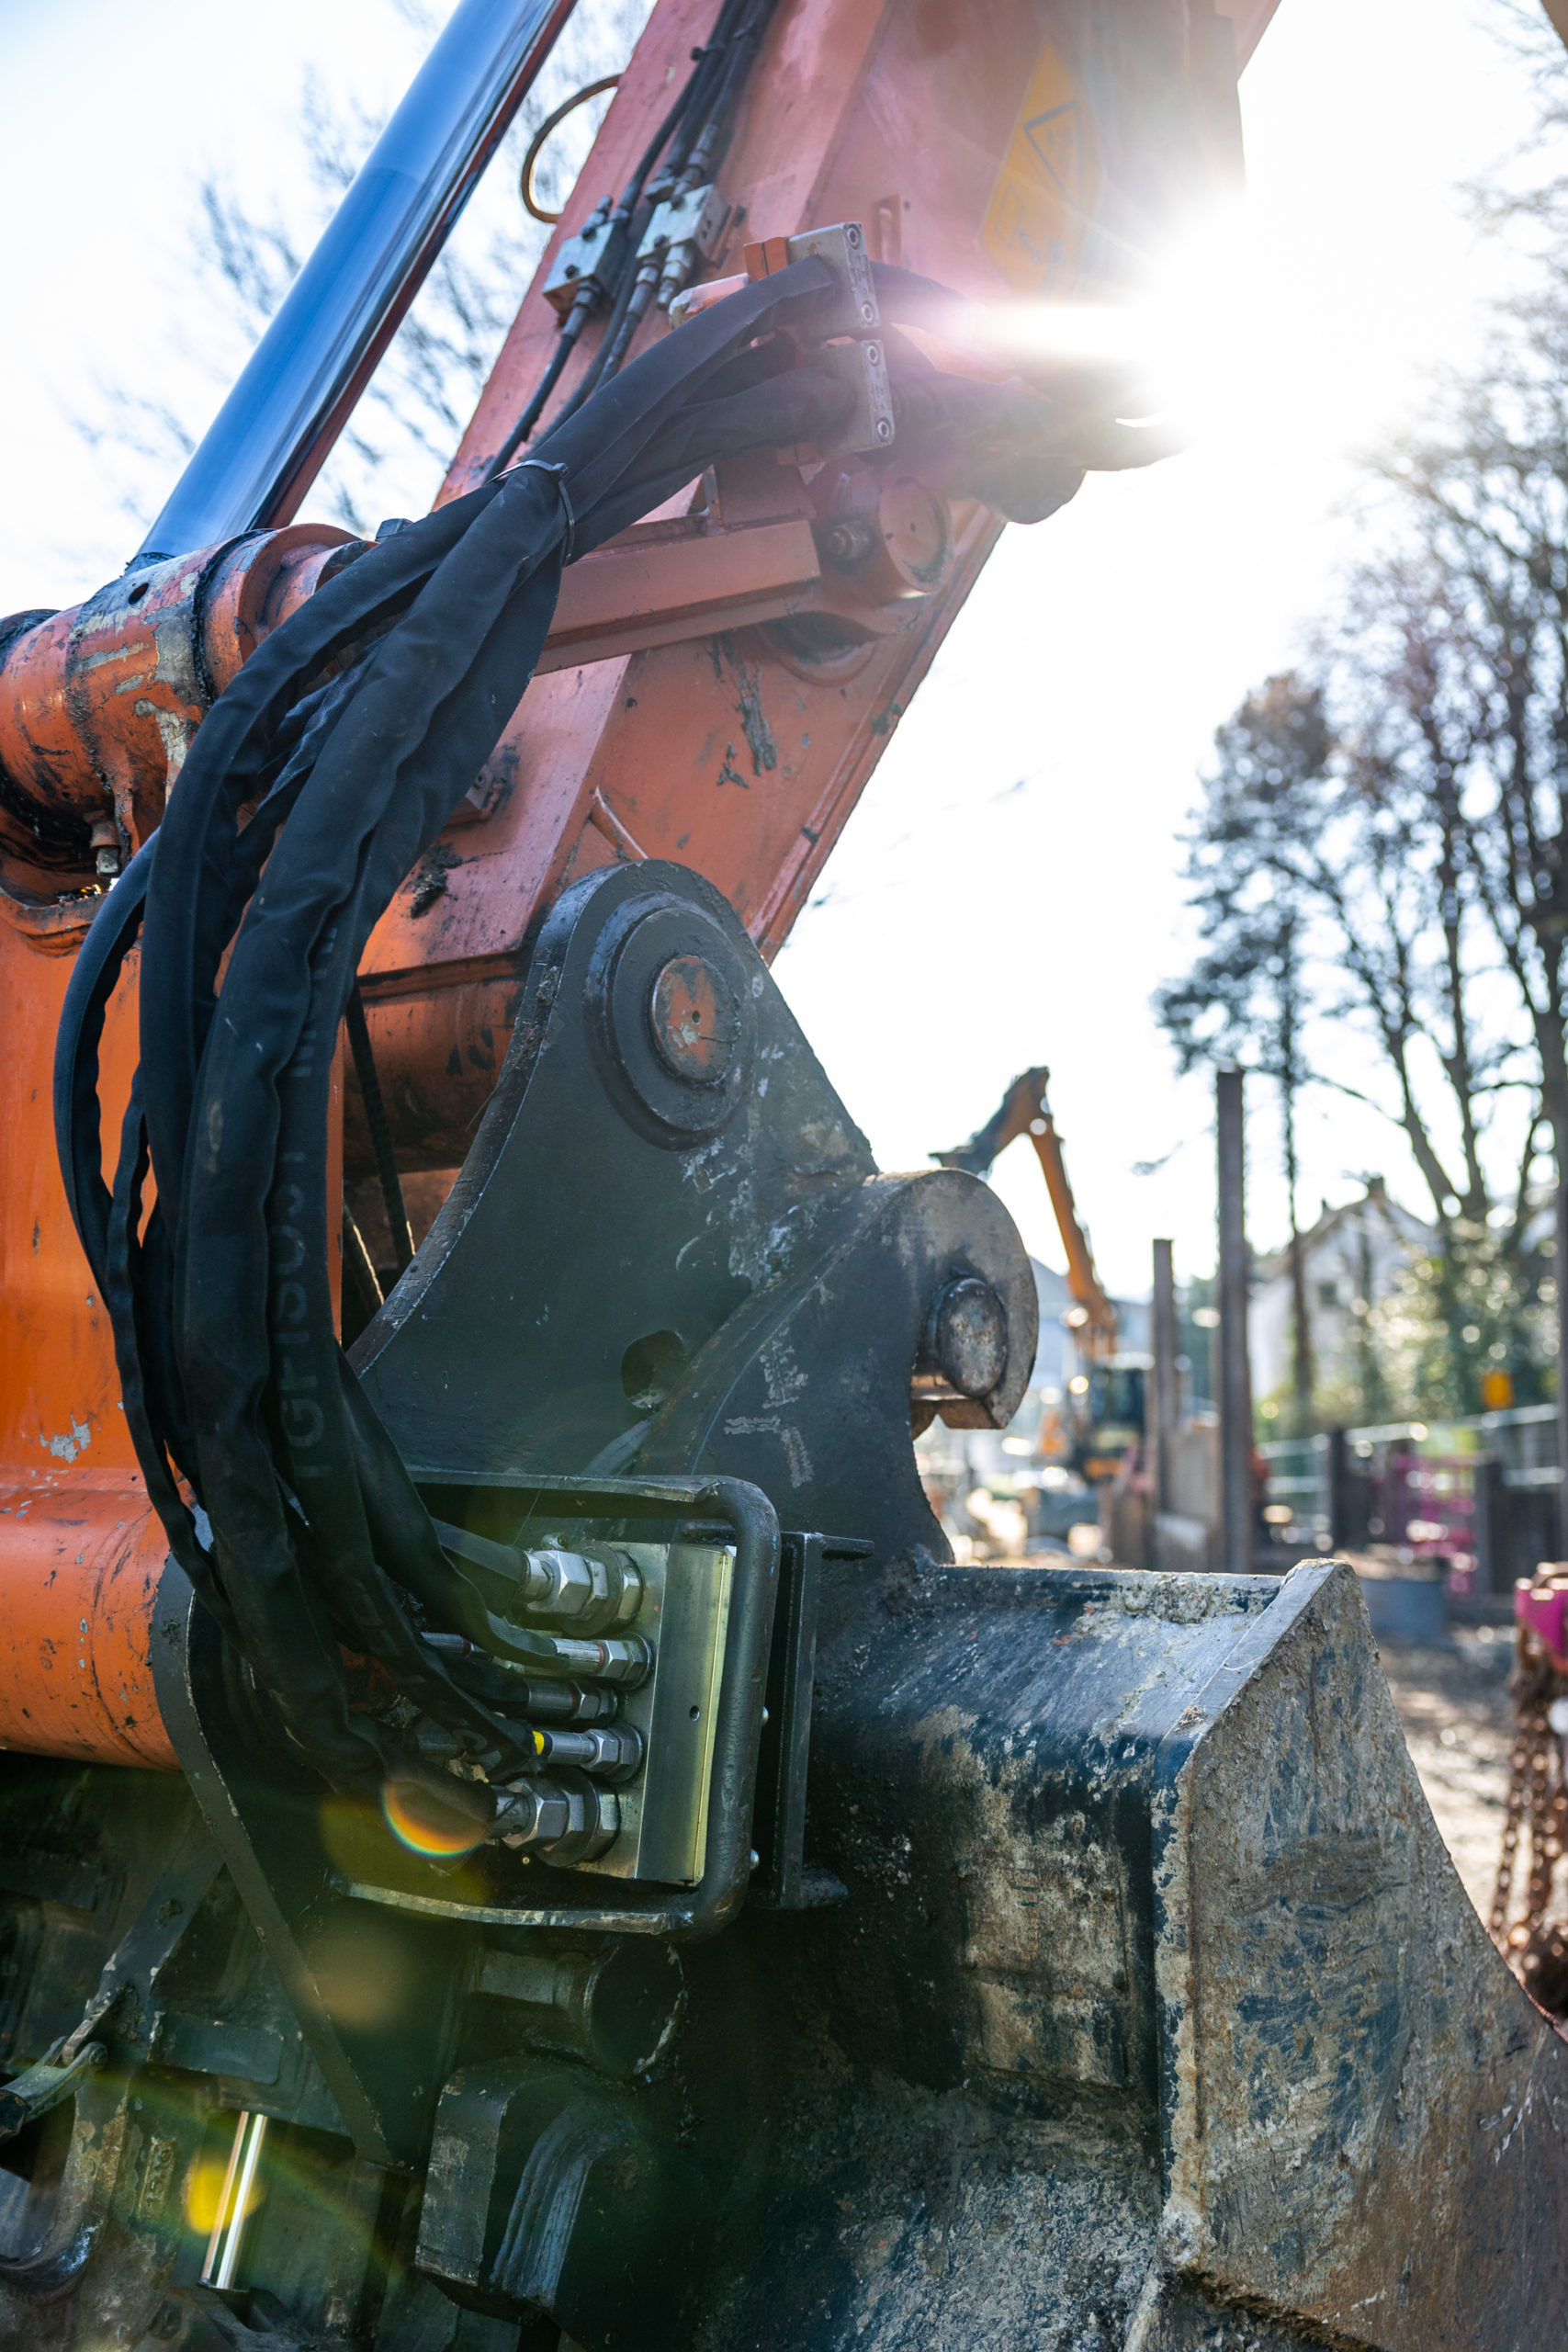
[1493,1603,1568,2014]
[1489,1704,1530,1940]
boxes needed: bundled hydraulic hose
[54,255,1164,1824]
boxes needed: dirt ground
[1377,1623,1515,1926]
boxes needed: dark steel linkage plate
[352,858,1037,1566]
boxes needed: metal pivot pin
[201,2109,268,2291]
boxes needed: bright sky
[0,0,1547,1295]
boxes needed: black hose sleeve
[62,253,888,1807]
[137,487,502,1240]
[52,838,155,1289]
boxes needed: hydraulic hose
[491,0,781,455]
[55,257,861,1820]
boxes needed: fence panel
[1259,1407,1564,1592]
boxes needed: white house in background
[1248,1178,1431,1402]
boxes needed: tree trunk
[1555,1109,1568,1558]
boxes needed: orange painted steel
[0,917,179,1768]
[0,1482,176,1772]
[0,525,355,895]
[344,980,522,1176]
[0,510,822,891]
[536,507,824,673]
[0,0,1254,1767]
[410,0,1028,987]
[1028,1114,1119,1363]
[0,929,141,1484]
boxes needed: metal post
[1216,1069,1254,1576]
[1152,1238,1179,1520]
[1473,1455,1506,1597]
[1325,1427,1349,1553]
[137,0,580,560]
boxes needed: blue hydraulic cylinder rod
[136,0,580,561]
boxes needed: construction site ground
[1380,1622,1514,1925]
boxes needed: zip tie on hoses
[515,459,577,563]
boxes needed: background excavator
[0,3,1563,2348]
[933,1064,1149,1486]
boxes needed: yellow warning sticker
[981,45,1100,300]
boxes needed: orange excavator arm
[1,11,1565,2352]
[932,1065,1118,1362]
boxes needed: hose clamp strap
[515,459,577,564]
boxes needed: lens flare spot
[184,2151,264,2235]
[309,1910,413,2029]
[902,192,1249,441]
[381,1777,487,1858]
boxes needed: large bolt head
[649,954,740,1083]
[926,1276,1009,1399]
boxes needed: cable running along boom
[487,0,782,476]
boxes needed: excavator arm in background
[934,1065,1119,1362]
